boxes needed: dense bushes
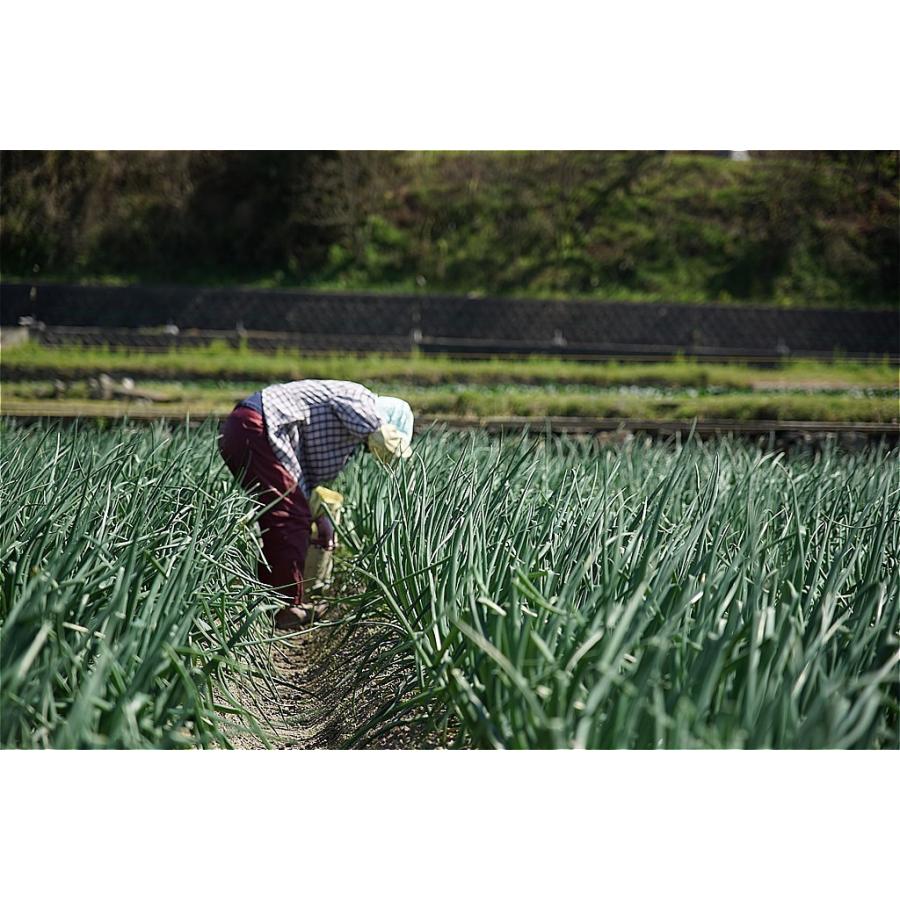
[1,150,896,306]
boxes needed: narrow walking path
[227,612,434,750]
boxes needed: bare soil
[225,609,443,750]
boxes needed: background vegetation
[2,151,897,306]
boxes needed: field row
[0,423,272,748]
[336,433,900,748]
[3,344,897,389]
[3,381,898,425]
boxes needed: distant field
[3,344,897,425]
[3,380,898,424]
[3,344,897,389]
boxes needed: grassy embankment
[2,344,898,423]
[3,151,897,306]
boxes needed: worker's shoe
[274,602,328,631]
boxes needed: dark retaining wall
[2,282,898,359]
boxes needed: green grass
[336,432,900,748]
[0,421,274,748]
[3,343,897,389]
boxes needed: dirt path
[226,611,439,750]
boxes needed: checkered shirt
[260,380,384,497]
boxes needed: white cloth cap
[375,396,414,445]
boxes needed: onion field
[339,432,899,748]
[1,421,898,749]
[0,422,273,748]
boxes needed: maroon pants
[219,406,311,605]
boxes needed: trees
[2,150,896,306]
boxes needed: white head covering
[376,396,414,442]
[369,396,414,461]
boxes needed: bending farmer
[219,380,413,630]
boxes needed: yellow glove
[367,423,412,463]
[308,486,344,521]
